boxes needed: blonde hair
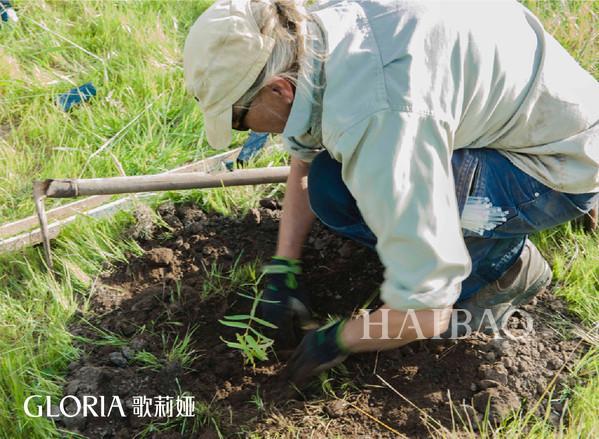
[236,0,314,108]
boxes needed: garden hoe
[33,166,290,270]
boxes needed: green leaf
[256,296,281,304]
[246,335,268,361]
[236,292,258,301]
[235,333,248,347]
[219,320,250,329]
[223,314,252,321]
[224,341,244,350]
[250,316,278,329]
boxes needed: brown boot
[446,239,552,336]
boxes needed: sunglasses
[194,96,251,131]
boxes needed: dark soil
[60,200,588,438]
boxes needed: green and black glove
[284,320,350,387]
[259,257,312,348]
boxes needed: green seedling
[200,255,261,300]
[200,260,231,299]
[133,351,161,371]
[249,387,265,412]
[169,280,183,304]
[134,327,201,372]
[73,320,128,348]
[219,286,276,367]
[163,328,201,370]
[195,399,224,438]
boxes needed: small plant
[163,327,202,370]
[134,328,201,371]
[195,398,224,437]
[133,350,161,371]
[200,261,230,299]
[219,286,276,367]
[133,392,223,439]
[200,256,260,299]
[169,280,183,304]
[74,320,128,348]
[249,387,265,412]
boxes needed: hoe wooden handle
[41,166,290,198]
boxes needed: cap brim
[204,107,232,149]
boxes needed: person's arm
[275,156,316,259]
[258,156,316,345]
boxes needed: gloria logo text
[24,394,196,418]
[24,395,126,418]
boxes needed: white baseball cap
[183,0,275,148]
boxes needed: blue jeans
[307,149,598,303]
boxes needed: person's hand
[259,257,312,348]
[284,320,350,387]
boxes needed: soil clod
[109,352,128,368]
[145,247,175,266]
[473,387,521,423]
[127,204,156,240]
[324,399,347,418]
[259,197,280,210]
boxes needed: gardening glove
[284,320,350,387]
[259,257,312,348]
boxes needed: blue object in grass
[237,131,269,166]
[224,131,269,171]
[57,82,97,111]
[1,0,18,23]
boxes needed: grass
[0,0,247,223]
[0,0,597,438]
[163,327,201,370]
[199,257,262,299]
[506,223,599,439]
[0,212,143,437]
[155,146,287,217]
[133,392,223,439]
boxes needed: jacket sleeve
[332,110,471,310]
[282,134,325,163]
